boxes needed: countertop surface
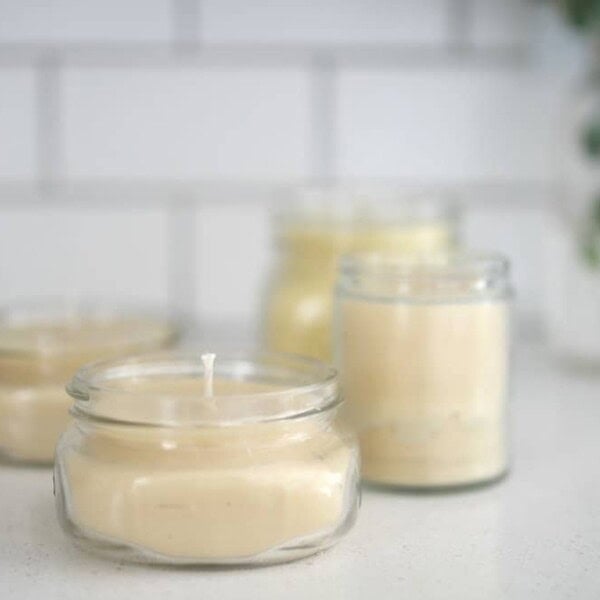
[1,343,599,600]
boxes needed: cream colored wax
[340,299,509,488]
[57,378,356,562]
[0,316,176,464]
[0,384,71,463]
[265,221,454,361]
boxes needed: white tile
[195,203,270,325]
[0,68,35,180]
[0,0,171,42]
[530,4,587,76]
[337,67,562,184]
[463,202,551,328]
[202,0,448,45]
[0,206,169,306]
[470,0,529,48]
[63,67,310,180]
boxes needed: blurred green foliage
[558,0,600,30]
[582,119,600,157]
[580,195,600,267]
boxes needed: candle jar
[54,351,359,565]
[0,302,179,465]
[335,252,511,490]
[263,187,458,361]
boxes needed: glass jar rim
[67,350,340,427]
[340,250,509,277]
[275,184,458,228]
[337,251,511,301]
[0,298,180,357]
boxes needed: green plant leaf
[581,236,600,266]
[559,0,600,30]
[579,194,600,267]
[582,119,600,158]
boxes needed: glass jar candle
[336,252,511,490]
[54,351,359,565]
[0,302,179,465]
[263,187,458,361]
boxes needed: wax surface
[0,317,175,463]
[340,299,508,487]
[58,378,356,561]
[265,222,453,361]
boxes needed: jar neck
[337,253,511,302]
[67,352,340,428]
[74,406,341,442]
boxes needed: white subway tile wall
[0,68,35,179]
[0,0,171,42]
[63,67,311,180]
[0,206,170,305]
[336,67,562,184]
[196,203,270,323]
[470,0,529,48]
[0,1,583,334]
[201,0,449,45]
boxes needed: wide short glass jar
[0,301,178,465]
[54,351,359,566]
[335,252,512,490]
[262,186,458,362]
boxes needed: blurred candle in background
[263,187,458,361]
[0,301,179,465]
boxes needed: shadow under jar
[335,252,512,490]
[54,351,359,566]
[0,302,178,465]
[263,187,458,362]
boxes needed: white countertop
[1,343,599,600]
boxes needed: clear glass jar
[54,351,359,566]
[262,187,459,362]
[335,252,512,490]
[0,301,179,465]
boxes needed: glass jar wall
[263,187,458,362]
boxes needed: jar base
[58,507,358,568]
[362,468,509,494]
[55,482,359,568]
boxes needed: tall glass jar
[54,351,359,565]
[335,252,512,490]
[263,187,458,362]
[0,301,179,465]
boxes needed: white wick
[201,353,216,398]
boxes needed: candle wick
[201,353,216,399]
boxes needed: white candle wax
[55,353,359,564]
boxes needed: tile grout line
[309,54,337,185]
[167,0,202,318]
[166,197,199,322]
[0,43,528,70]
[171,0,203,52]
[34,52,62,192]
[446,0,474,54]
